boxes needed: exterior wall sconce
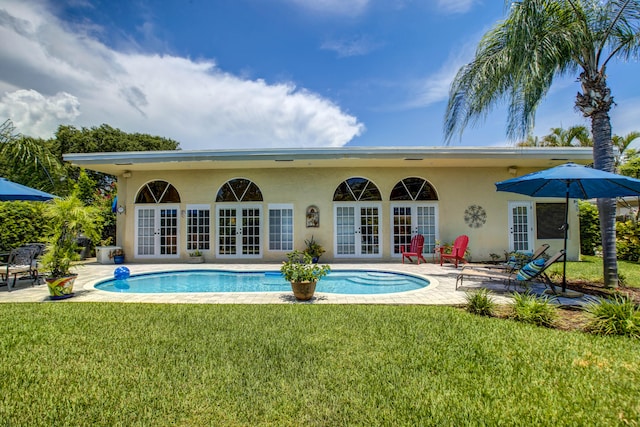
[117,205,126,214]
[508,166,518,176]
[122,171,132,178]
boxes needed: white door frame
[508,201,534,252]
[333,203,382,258]
[216,204,262,259]
[134,205,180,259]
[390,203,439,257]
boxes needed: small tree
[579,201,601,256]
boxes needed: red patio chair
[401,234,426,264]
[440,235,469,268]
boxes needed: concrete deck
[0,260,594,306]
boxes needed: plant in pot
[280,250,330,301]
[40,193,103,299]
[303,236,325,263]
[188,249,204,263]
[109,248,125,264]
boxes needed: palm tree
[542,126,592,147]
[612,131,640,167]
[0,119,64,194]
[445,1,640,288]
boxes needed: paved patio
[0,259,594,306]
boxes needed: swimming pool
[95,270,430,294]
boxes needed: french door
[135,206,179,258]
[391,204,438,256]
[216,205,262,258]
[334,204,382,258]
[508,201,534,252]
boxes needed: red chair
[440,235,469,268]
[401,234,426,264]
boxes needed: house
[65,146,593,263]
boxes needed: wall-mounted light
[117,205,126,214]
[122,171,132,178]
[508,166,518,176]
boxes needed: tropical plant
[0,119,64,194]
[189,249,203,257]
[613,131,640,167]
[579,200,601,255]
[303,235,325,258]
[585,294,640,338]
[509,292,557,328]
[445,0,640,288]
[280,250,330,283]
[40,193,103,278]
[464,289,496,316]
[539,126,591,147]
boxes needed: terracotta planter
[290,280,317,301]
[45,274,77,300]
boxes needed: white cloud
[321,34,383,57]
[283,0,370,16]
[0,0,364,149]
[437,0,477,14]
[0,90,80,138]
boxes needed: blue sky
[1,0,639,150]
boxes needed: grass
[549,255,640,287]
[1,303,639,426]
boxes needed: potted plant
[280,250,330,300]
[303,236,325,263]
[188,249,205,263]
[40,193,102,299]
[109,248,125,264]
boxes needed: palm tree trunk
[591,109,619,288]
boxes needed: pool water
[95,270,429,294]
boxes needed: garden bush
[616,220,640,262]
[579,200,600,256]
[0,201,48,251]
[464,288,496,316]
[509,292,557,327]
[586,295,640,339]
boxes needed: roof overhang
[64,146,594,176]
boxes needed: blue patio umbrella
[496,163,640,293]
[0,177,57,201]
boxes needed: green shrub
[616,220,640,262]
[509,292,557,328]
[585,295,640,339]
[464,288,496,316]
[579,200,600,256]
[0,201,48,251]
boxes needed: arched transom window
[216,178,263,202]
[390,177,438,201]
[333,177,382,201]
[135,180,181,203]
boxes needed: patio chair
[440,235,469,268]
[466,244,551,273]
[455,249,565,293]
[1,245,40,291]
[401,234,426,264]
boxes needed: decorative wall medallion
[306,205,319,228]
[464,205,487,228]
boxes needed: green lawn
[1,304,638,426]
[549,255,640,287]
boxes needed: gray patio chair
[1,246,40,291]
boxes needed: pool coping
[0,260,494,304]
[1,260,590,306]
[89,266,439,297]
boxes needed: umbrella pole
[562,189,569,294]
